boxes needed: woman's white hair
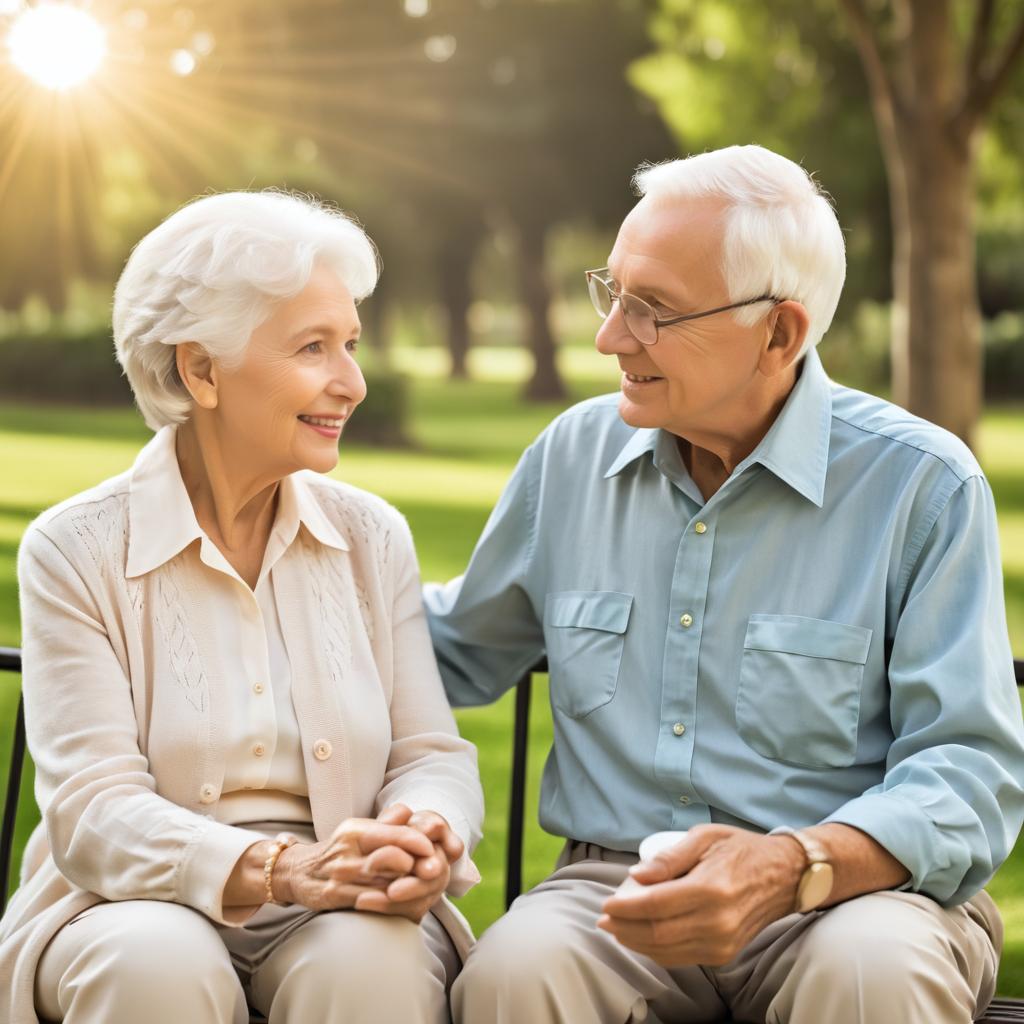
[113,190,380,430]
[633,145,846,355]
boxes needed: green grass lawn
[1,344,1023,993]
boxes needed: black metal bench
[4,647,1024,1021]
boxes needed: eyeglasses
[585,267,781,347]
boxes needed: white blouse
[215,566,311,826]
[182,457,321,828]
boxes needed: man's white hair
[633,145,846,355]
[113,190,379,431]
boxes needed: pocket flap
[744,614,872,665]
[545,591,634,634]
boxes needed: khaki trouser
[453,841,1002,1024]
[34,824,459,1024]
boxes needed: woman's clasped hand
[273,804,465,921]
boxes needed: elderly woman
[0,191,484,1024]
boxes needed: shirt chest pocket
[735,614,872,769]
[543,591,633,719]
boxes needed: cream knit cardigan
[0,427,484,1024]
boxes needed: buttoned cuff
[177,818,266,925]
[821,791,951,897]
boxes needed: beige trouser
[453,841,1002,1024]
[34,825,459,1024]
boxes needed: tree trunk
[439,234,474,380]
[891,129,981,447]
[893,0,981,447]
[848,0,983,448]
[518,219,566,401]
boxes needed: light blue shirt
[425,349,1024,905]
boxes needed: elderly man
[424,145,1024,1024]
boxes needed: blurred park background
[1,0,1024,996]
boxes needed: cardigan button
[313,739,333,761]
[199,783,218,804]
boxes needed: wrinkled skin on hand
[598,824,804,967]
[274,805,444,913]
[353,804,465,923]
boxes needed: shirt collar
[745,347,832,508]
[126,427,348,579]
[287,471,350,553]
[602,347,833,507]
[126,427,203,579]
[603,427,661,479]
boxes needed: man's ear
[760,301,810,377]
[175,343,218,410]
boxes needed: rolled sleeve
[822,791,949,893]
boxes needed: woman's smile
[297,412,346,438]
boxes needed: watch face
[798,862,834,912]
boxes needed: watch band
[773,826,827,865]
[771,826,834,912]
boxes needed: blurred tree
[2,0,674,402]
[0,0,294,311]
[0,88,104,311]
[233,0,673,398]
[437,202,489,379]
[630,1,892,321]
[439,0,676,398]
[837,0,1024,447]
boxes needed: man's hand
[598,824,805,967]
[353,805,464,922]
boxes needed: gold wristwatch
[772,826,834,913]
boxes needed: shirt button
[313,739,332,761]
[694,521,707,534]
[680,613,694,628]
[199,783,217,804]
[252,742,266,757]
[679,795,691,805]
[253,683,265,695]
[672,722,686,736]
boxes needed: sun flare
[7,3,106,91]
